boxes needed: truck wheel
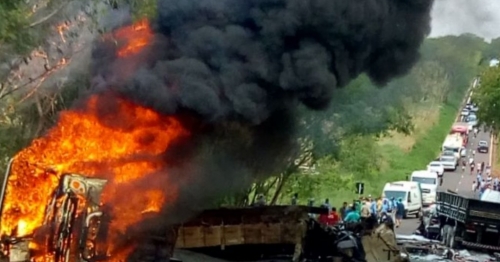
[415,208,421,218]
[403,210,408,219]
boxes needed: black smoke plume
[89,0,434,241]
[93,0,434,125]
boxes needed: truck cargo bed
[437,191,500,225]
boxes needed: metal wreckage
[0,160,406,262]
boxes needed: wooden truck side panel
[175,206,323,249]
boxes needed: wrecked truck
[0,159,112,262]
[173,206,408,262]
[0,158,406,262]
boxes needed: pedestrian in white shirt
[472,181,477,192]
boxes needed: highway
[396,79,493,235]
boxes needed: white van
[382,181,423,218]
[439,155,457,171]
[410,171,438,206]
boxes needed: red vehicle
[451,123,469,146]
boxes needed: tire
[403,210,408,219]
[415,208,421,218]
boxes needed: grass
[322,92,468,208]
[360,86,468,201]
[381,90,466,175]
[379,103,441,152]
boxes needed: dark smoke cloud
[93,0,434,125]
[88,0,434,240]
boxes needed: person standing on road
[390,197,398,222]
[462,159,466,172]
[340,202,348,220]
[487,174,492,185]
[395,198,405,228]
[473,127,478,138]
[481,161,485,173]
[472,181,477,192]
[494,177,499,191]
[477,163,482,174]
[472,149,476,157]
[369,197,377,220]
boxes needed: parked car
[467,114,478,128]
[460,147,467,158]
[439,155,457,171]
[478,140,489,153]
[427,161,444,177]
[460,108,470,117]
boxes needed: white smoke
[430,0,500,41]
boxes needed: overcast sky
[430,0,500,41]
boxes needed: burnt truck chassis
[0,159,112,262]
[436,190,500,251]
[0,160,177,262]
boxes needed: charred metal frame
[0,158,14,221]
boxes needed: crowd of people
[463,127,498,197]
[294,194,408,229]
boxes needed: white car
[427,161,444,177]
[460,147,467,158]
[467,114,478,127]
[460,108,470,117]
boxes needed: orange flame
[115,19,154,58]
[0,19,186,260]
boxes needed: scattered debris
[397,234,500,262]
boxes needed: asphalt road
[395,82,492,235]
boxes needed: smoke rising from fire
[95,0,434,124]
[93,0,434,233]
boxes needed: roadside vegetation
[472,40,500,176]
[257,35,490,208]
[0,1,496,210]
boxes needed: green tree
[473,66,500,133]
[0,1,33,53]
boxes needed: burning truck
[0,165,110,261]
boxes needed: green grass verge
[325,87,469,208]
[377,88,468,184]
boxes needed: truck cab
[383,181,423,218]
[410,171,438,207]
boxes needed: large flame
[0,19,187,260]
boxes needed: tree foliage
[474,66,500,133]
[0,1,34,53]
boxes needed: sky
[430,0,500,41]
